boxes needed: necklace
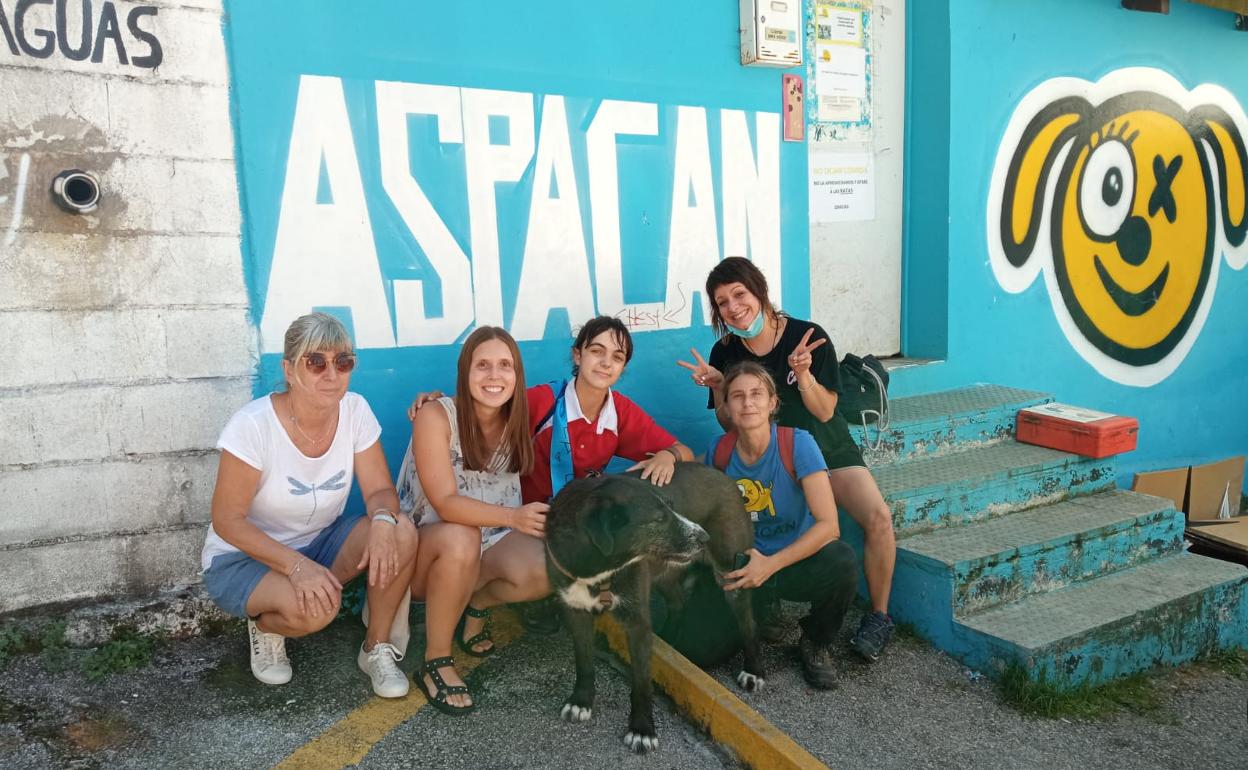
[744,316,784,357]
[289,401,336,445]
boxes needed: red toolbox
[1016,403,1138,458]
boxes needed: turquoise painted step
[954,553,1248,685]
[863,384,1050,465]
[873,441,1116,535]
[894,491,1184,628]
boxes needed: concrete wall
[0,0,252,612]
[895,0,1248,489]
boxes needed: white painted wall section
[808,0,905,356]
[0,0,252,612]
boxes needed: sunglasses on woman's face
[303,351,357,375]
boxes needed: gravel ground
[704,605,1248,770]
[0,603,1244,769]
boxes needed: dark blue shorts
[203,512,365,618]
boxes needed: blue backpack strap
[547,380,574,497]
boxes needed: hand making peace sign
[787,328,827,378]
[676,348,724,389]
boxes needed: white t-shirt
[201,392,382,570]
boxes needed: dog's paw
[561,702,593,723]
[623,731,659,753]
[736,670,765,692]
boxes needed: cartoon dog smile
[988,68,1248,386]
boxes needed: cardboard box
[1187,456,1245,521]
[1131,467,1189,512]
[1187,516,1248,549]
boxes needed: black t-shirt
[707,316,864,469]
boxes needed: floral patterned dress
[396,397,519,552]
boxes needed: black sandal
[456,605,495,658]
[414,656,475,716]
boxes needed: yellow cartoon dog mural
[988,68,1248,386]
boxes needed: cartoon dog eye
[1079,139,1135,238]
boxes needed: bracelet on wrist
[371,512,398,526]
[288,556,307,578]
[797,379,816,393]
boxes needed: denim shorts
[203,512,365,618]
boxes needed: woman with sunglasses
[397,326,546,715]
[677,257,898,663]
[405,316,693,636]
[202,312,417,698]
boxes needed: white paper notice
[809,151,875,223]
[815,45,867,99]
[827,11,861,44]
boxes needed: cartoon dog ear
[1190,104,1248,253]
[998,97,1092,268]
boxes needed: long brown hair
[704,256,781,338]
[455,326,534,475]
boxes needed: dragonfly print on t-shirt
[288,469,347,524]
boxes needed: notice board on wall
[806,0,872,142]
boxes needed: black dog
[545,463,764,753]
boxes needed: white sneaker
[358,642,409,698]
[361,596,411,657]
[247,618,292,685]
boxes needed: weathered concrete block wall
[0,0,252,612]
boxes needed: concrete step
[891,491,1184,633]
[954,553,1248,685]
[872,440,1116,535]
[863,384,1050,465]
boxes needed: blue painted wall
[222,1,807,474]
[898,0,1248,489]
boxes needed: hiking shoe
[358,642,409,698]
[798,634,837,690]
[248,619,292,685]
[521,597,562,635]
[849,611,894,662]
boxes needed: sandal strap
[425,655,455,670]
[443,684,469,695]
[463,605,491,619]
[463,630,493,649]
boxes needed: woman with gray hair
[201,312,418,698]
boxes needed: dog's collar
[546,540,614,597]
[545,539,578,581]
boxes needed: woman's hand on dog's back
[508,502,550,539]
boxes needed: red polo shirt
[522,382,678,503]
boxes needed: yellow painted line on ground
[273,608,522,770]
[596,615,828,770]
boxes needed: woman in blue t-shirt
[707,361,858,689]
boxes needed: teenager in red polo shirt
[524,315,693,503]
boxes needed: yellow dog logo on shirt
[736,479,777,521]
[988,68,1248,386]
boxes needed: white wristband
[371,513,398,526]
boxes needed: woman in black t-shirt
[678,257,898,663]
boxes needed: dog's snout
[1115,215,1152,266]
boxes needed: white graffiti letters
[260,75,396,352]
[377,80,474,347]
[260,75,782,352]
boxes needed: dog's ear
[998,96,1091,268]
[586,502,627,557]
[1190,104,1248,249]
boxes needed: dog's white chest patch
[557,557,640,613]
